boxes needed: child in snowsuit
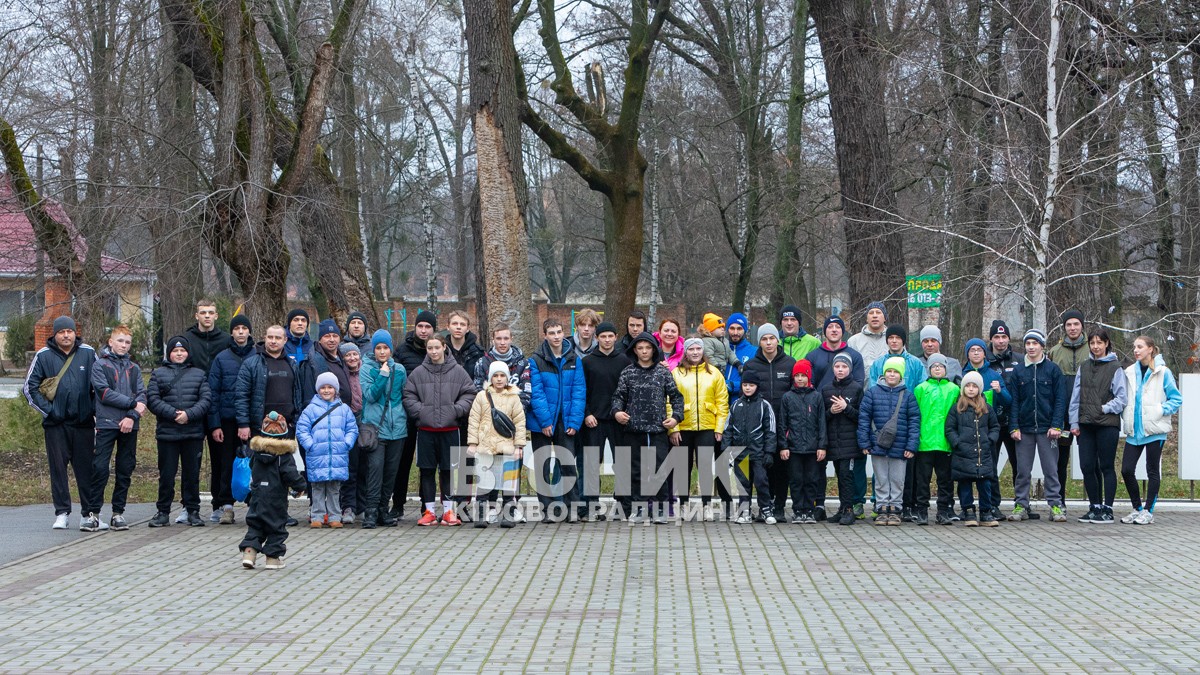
[240,412,307,570]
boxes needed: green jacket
[781,333,820,361]
[913,377,959,452]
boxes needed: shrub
[3,313,37,367]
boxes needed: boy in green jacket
[906,354,960,525]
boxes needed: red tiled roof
[0,174,153,278]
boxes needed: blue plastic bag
[231,444,252,503]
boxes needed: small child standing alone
[297,372,358,529]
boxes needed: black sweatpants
[989,427,1018,507]
[209,419,240,511]
[156,438,204,514]
[787,453,821,515]
[1122,440,1164,511]
[1077,424,1119,507]
[355,442,383,515]
[621,431,670,515]
[678,429,731,506]
[87,427,138,515]
[340,442,358,515]
[832,457,856,510]
[581,418,624,510]
[769,453,790,517]
[735,454,773,514]
[44,423,95,517]
[417,429,457,505]
[913,451,953,511]
[390,421,418,515]
[1057,433,1072,501]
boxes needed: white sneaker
[53,514,69,530]
[511,508,527,524]
[764,515,777,525]
[175,511,189,524]
[734,514,751,524]
[1120,509,1141,524]
[486,509,499,525]
[97,519,110,530]
[703,504,714,522]
[1134,510,1155,525]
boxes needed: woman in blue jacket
[1119,336,1183,525]
[359,330,409,528]
[857,357,920,526]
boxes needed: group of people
[22,300,1183,569]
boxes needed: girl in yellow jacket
[467,361,528,528]
[672,337,730,521]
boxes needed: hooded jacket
[1048,334,1088,378]
[847,326,888,366]
[527,339,587,432]
[698,326,734,374]
[91,346,146,430]
[1069,352,1127,430]
[779,384,827,454]
[184,324,232,373]
[402,352,476,430]
[360,354,408,440]
[611,334,684,433]
[1010,355,1066,434]
[857,381,920,459]
[466,384,528,455]
[235,345,305,433]
[721,390,776,466]
[672,362,729,432]
[946,403,1000,480]
[781,331,820,361]
[741,348,796,413]
[440,330,485,385]
[913,373,959,452]
[24,336,97,427]
[723,333,757,394]
[147,349,212,441]
[582,347,632,422]
[474,345,532,406]
[1121,355,1183,444]
[207,339,256,427]
[821,375,863,461]
[394,330,427,375]
[868,351,927,392]
[807,341,865,390]
[296,395,358,482]
[567,331,597,356]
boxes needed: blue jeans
[958,479,992,512]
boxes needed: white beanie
[488,360,510,379]
[315,372,340,393]
[919,325,942,343]
[961,370,984,390]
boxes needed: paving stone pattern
[1,504,1199,673]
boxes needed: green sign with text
[906,274,942,308]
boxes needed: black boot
[475,501,490,528]
[362,509,377,529]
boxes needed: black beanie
[596,321,618,336]
[779,305,802,324]
[885,324,906,341]
[1061,309,1084,326]
[286,308,309,325]
[989,320,1010,339]
[229,315,252,332]
[414,310,438,330]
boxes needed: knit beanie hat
[488,360,510,379]
[741,369,761,387]
[318,319,340,339]
[832,353,853,368]
[684,337,704,352]
[885,324,907,342]
[960,370,984,391]
[989,320,1010,339]
[371,329,394,351]
[414,310,438,329]
[1061,309,1084,326]
[166,335,191,355]
[699,313,721,334]
[286,308,309,326]
[792,359,813,381]
[823,315,846,333]
[596,321,618,336]
[927,353,948,375]
[865,301,887,319]
[727,313,749,331]
[1023,329,1046,346]
[315,371,340,393]
[757,323,780,342]
[338,342,360,356]
[345,311,369,330]
[230,314,252,333]
[964,338,988,361]
[778,305,802,324]
[261,411,289,437]
[883,356,906,377]
[920,325,942,343]
[52,316,76,334]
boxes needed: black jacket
[184,324,232,373]
[778,385,827,454]
[945,405,1000,480]
[443,331,485,387]
[394,331,427,375]
[235,346,305,432]
[311,345,353,406]
[91,347,146,430]
[985,346,1020,427]
[207,340,255,427]
[821,376,863,461]
[343,311,372,351]
[23,336,97,427]
[611,334,684,433]
[741,349,796,414]
[583,348,632,421]
[148,361,212,441]
[721,392,777,467]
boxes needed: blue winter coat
[857,382,921,459]
[1010,357,1066,434]
[527,340,587,432]
[723,336,757,394]
[207,340,256,427]
[360,356,408,441]
[962,361,1011,411]
[807,341,866,390]
[296,396,358,482]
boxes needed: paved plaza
[1,502,1199,673]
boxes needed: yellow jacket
[466,385,528,454]
[672,363,729,432]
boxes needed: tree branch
[521,102,613,195]
[276,42,335,195]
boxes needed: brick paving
[1,502,1199,673]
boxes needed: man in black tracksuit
[88,327,147,531]
[582,321,632,519]
[985,319,1021,518]
[611,332,684,523]
[23,316,97,529]
[740,323,796,518]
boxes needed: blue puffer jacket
[527,340,586,432]
[296,396,358,482]
[207,340,256,427]
[360,356,408,441]
[856,382,921,458]
[1010,356,1066,434]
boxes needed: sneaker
[80,513,100,532]
[1095,507,1114,524]
[329,520,343,529]
[935,509,952,526]
[1077,507,1099,524]
[209,510,222,523]
[1007,505,1028,522]
[839,510,855,526]
[242,548,257,569]
[949,508,962,522]
[980,513,999,527]
[264,557,285,570]
[286,516,299,527]
[310,520,324,528]
[417,510,438,527]
[486,509,500,525]
[1026,507,1041,520]
[888,510,902,526]
[110,514,129,531]
[629,510,645,524]
[52,513,69,530]
[962,508,978,527]
[341,509,355,525]
[764,514,777,525]
[875,508,890,527]
[148,512,170,527]
[1120,509,1141,524]
[703,504,715,522]
[853,504,865,520]
[187,511,206,527]
[652,512,668,525]
[901,507,914,523]
[814,506,827,522]
[1050,505,1067,522]
[1134,510,1154,525]
[735,514,751,524]
[219,506,235,525]
[915,509,930,526]
[512,508,527,524]
[442,509,464,525]
[790,513,804,525]
[990,506,1004,521]
[175,511,189,524]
